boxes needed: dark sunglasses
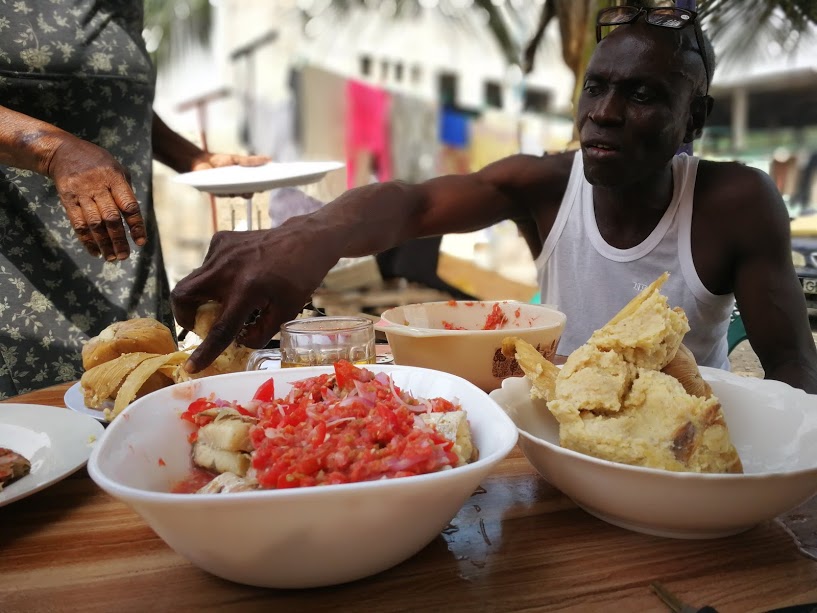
[596,6,711,94]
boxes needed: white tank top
[536,152,734,370]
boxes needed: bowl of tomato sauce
[87,363,517,588]
[379,301,566,392]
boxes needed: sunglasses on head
[596,6,711,94]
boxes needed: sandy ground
[728,321,817,379]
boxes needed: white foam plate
[0,404,104,506]
[64,382,107,424]
[174,161,345,195]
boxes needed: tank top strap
[536,151,584,268]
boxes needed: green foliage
[143,0,212,68]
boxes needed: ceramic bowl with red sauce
[379,301,566,392]
[87,365,518,588]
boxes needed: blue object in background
[439,107,470,148]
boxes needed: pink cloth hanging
[345,80,392,188]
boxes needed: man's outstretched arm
[171,154,553,372]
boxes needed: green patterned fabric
[0,0,172,397]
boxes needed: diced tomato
[334,359,365,390]
[180,398,218,426]
[252,378,275,402]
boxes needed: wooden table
[2,383,817,613]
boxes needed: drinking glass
[246,316,376,370]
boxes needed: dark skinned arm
[729,167,817,393]
[171,154,555,372]
[151,113,269,174]
[0,104,146,261]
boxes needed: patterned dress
[0,0,173,398]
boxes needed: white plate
[64,382,108,424]
[174,161,345,195]
[0,404,104,506]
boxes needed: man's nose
[588,92,625,126]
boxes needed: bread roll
[82,318,177,370]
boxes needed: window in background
[485,81,503,109]
[360,55,371,77]
[524,87,551,114]
[438,71,458,106]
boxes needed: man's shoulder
[482,150,575,199]
[694,157,790,241]
[695,158,779,212]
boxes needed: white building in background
[153,0,575,154]
[150,0,575,287]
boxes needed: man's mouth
[584,141,621,158]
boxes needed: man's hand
[47,135,145,260]
[171,218,340,373]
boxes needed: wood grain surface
[2,382,817,613]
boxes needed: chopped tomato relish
[181,361,462,490]
[482,303,508,330]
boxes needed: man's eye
[631,88,655,102]
[583,82,603,96]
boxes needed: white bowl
[88,365,517,588]
[490,367,817,539]
[380,301,566,392]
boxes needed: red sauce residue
[482,303,508,330]
[443,321,466,330]
[447,300,457,307]
[464,302,475,307]
[171,468,217,494]
[514,308,521,319]
[157,458,166,467]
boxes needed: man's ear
[685,95,714,143]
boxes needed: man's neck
[591,164,675,249]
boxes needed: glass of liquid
[246,316,376,370]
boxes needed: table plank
[2,382,817,613]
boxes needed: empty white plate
[174,161,345,195]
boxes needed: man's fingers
[110,181,146,246]
[94,190,131,260]
[184,301,249,373]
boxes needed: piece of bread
[420,411,478,465]
[502,336,560,401]
[81,352,160,409]
[82,318,177,370]
[513,273,743,474]
[192,442,251,477]
[197,418,254,453]
[558,369,742,473]
[589,273,690,371]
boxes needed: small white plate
[174,161,345,195]
[64,382,108,424]
[0,404,104,507]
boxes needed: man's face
[577,23,700,188]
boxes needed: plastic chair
[727,308,747,355]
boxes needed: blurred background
[145,0,817,319]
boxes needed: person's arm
[151,112,269,174]
[728,167,817,392]
[0,104,146,260]
[172,153,555,372]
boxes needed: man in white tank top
[173,8,817,394]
